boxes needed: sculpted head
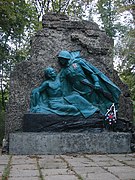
[58,50,71,66]
[44,67,57,80]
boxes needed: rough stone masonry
[5,13,133,135]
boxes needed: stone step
[9,132,132,155]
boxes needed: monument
[5,13,134,154]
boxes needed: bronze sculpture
[30,50,121,118]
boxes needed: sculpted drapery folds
[30,67,100,118]
[30,51,121,118]
[58,50,121,116]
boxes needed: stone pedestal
[23,113,104,132]
[9,132,131,155]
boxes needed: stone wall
[5,13,133,135]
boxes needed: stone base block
[9,132,131,155]
[23,113,104,132]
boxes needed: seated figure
[30,67,100,118]
[30,67,80,116]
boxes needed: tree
[97,0,117,37]
[115,0,135,69]
[96,0,134,63]
[30,0,93,21]
[0,0,39,145]
[0,0,39,110]
[113,0,135,103]
[95,0,135,123]
[116,0,135,23]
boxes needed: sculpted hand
[32,87,40,95]
[94,82,101,90]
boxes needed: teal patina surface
[30,67,80,116]
[30,51,121,118]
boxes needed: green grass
[60,155,83,180]
[36,156,44,180]
[2,155,12,180]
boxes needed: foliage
[120,70,135,123]
[0,110,5,146]
[96,0,132,38]
[0,0,38,59]
[30,0,93,20]
[114,1,135,105]
[93,0,135,123]
[0,0,39,110]
[133,101,135,124]
[120,70,135,100]
[2,155,12,179]
[96,1,134,86]
[0,1,39,145]
[115,0,135,21]
[97,0,117,37]
[116,30,135,70]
